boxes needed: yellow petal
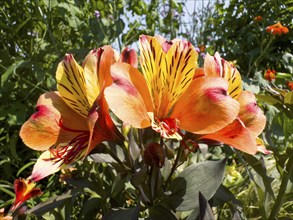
[56,54,91,118]
[238,91,266,136]
[19,92,88,151]
[171,77,240,134]
[105,63,152,128]
[139,35,198,118]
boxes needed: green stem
[163,146,183,190]
[246,35,274,77]
[268,157,293,219]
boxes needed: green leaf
[26,191,73,216]
[163,159,226,211]
[148,205,177,220]
[1,60,26,87]
[284,91,293,105]
[243,154,275,198]
[103,205,140,220]
[89,153,116,163]
[198,192,215,220]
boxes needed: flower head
[10,178,41,213]
[253,16,262,22]
[20,46,124,181]
[264,69,276,81]
[266,22,289,36]
[105,35,240,141]
[198,53,267,154]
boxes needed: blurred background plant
[0,0,292,219]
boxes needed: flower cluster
[10,35,268,214]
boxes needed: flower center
[152,117,182,140]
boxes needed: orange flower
[266,22,289,35]
[288,81,293,90]
[20,47,124,181]
[105,35,239,141]
[196,53,267,154]
[10,178,41,213]
[253,16,262,22]
[264,69,276,81]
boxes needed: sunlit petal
[19,92,87,151]
[56,54,91,118]
[29,150,68,182]
[119,47,138,67]
[204,53,242,100]
[238,91,266,136]
[171,77,239,134]
[139,35,198,117]
[86,91,124,156]
[105,63,152,128]
[201,119,258,155]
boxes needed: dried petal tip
[10,178,42,213]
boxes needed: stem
[163,146,183,190]
[268,157,293,219]
[246,35,274,77]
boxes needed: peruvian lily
[105,35,240,141]
[10,178,41,213]
[20,46,124,181]
[197,53,267,154]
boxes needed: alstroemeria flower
[266,21,289,36]
[20,46,124,181]
[198,53,267,154]
[105,35,239,140]
[10,178,41,213]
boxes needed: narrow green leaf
[198,192,215,220]
[26,191,73,216]
[148,205,177,220]
[103,205,140,220]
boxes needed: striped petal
[201,119,258,155]
[19,92,88,151]
[238,91,266,136]
[171,76,240,134]
[104,63,152,128]
[56,54,91,118]
[139,35,198,118]
[204,53,242,100]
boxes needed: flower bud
[143,143,165,168]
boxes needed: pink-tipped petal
[119,47,138,68]
[171,77,239,134]
[105,63,152,128]
[201,119,258,155]
[238,91,266,136]
[20,92,87,151]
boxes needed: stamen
[49,119,90,164]
[152,117,181,140]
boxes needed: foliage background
[0,0,292,219]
